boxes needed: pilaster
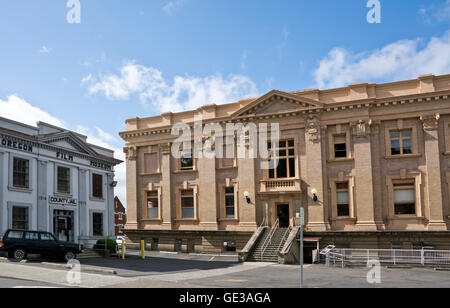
[37,159,48,231]
[304,114,328,231]
[421,113,446,230]
[124,146,139,229]
[160,143,173,228]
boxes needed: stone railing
[260,179,301,193]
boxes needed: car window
[40,233,56,241]
[25,232,39,240]
[7,231,24,239]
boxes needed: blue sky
[0,0,449,204]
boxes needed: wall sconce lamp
[110,181,118,188]
[311,188,318,202]
[244,191,251,204]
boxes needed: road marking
[209,257,215,262]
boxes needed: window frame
[393,181,416,216]
[12,156,30,189]
[92,212,104,237]
[386,171,422,219]
[224,186,236,219]
[56,165,71,195]
[12,206,29,230]
[146,190,160,219]
[336,182,350,217]
[267,139,296,180]
[389,129,413,156]
[91,173,104,200]
[178,188,196,220]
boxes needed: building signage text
[49,196,78,206]
[56,152,74,161]
[1,138,33,153]
[90,161,112,171]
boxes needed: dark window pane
[12,207,28,230]
[279,149,287,157]
[390,131,400,139]
[289,158,296,178]
[225,195,234,207]
[337,204,350,217]
[402,130,412,137]
[225,187,234,194]
[269,168,275,179]
[288,140,294,147]
[13,158,29,188]
[57,167,70,194]
[288,149,295,156]
[391,140,401,155]
[334,143,347,158]
[93,213,103,236]
[7,231,24,239]
[277,159,288,178]
[279,141,286,148]
[395,203,416,215]
[180,152,193,169]
[403,139,412,154]
[93,174,103,198]
[225,206,235,218]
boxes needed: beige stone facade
[120,74,450,252]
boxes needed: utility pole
[299,207,304,288]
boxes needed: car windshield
[7,231,24,239]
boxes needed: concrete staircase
[246,227,290,262]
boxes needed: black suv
[0,230,83,262]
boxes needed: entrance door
[277,204,290,228]
[53,210,74,242]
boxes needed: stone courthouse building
[120,74,450,253]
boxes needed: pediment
[232,90,324,118]
[39,132,97,156]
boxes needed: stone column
[37,160,48,232]
[160,143,173,228]
[352,120,378,230]
[197,152,218,230]
[78,169,88,237]
[304,115,328,231]
[124,146,139,229]
[421,114,447,230]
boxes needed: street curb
[435,267,450,272]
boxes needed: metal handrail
[260,219,279,260]
[276,227,291,252]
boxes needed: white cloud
[83,61,258,113]
[163,0,185,16]
[0,95,64,127]
[313,31,450,89]
[419,0,450,24]
[39,46,52,54]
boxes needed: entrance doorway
[53,210,74,242]
[277,204,290,228]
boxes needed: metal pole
[299,207,304,289]
[122,239,126,260]
[141,240,145,260]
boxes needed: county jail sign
[48,196,78,206]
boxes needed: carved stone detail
[124,146,137,160]
[351,120,372,138]
[305,115,321,142]
[421,113,440,131]
[160,143,172,155]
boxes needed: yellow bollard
[122,240,126,260]
[141,240,145,260]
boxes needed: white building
[0,117,122,248]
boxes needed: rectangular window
[57,166,70,194]
[394,182,416,215]
[12,207,28,230]
[181,189,194,218]
[6,230,24,239]
[13,157,29,188]
[180,151,193,170]
[224,187,235,218]
[336,182,350,217]
[92,174,103,199]
[25,231,39,240]
[334,135,347,158]
[93,213,103,236]
[268,139,295,179]
[390,129,412,155]
[147,191,159,219]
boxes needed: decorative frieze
[124,146,137,160]
[351,120,372,138]
[305,115,321,142]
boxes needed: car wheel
[12,248,27,262]
[64,250,76,262]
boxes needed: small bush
[94,239,118,254]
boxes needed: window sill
[141,218,163,223]
[90,197,105,203]
[331,217,356,222]
[218,218,239,222]
[217,166,238,170]
[54,192,73,198]
[389,215,425,220]
[385,154,421,160]
[8,186,32,193]
[173,218,199,223]
[140,173,162,176]
[328,158,354,163]
[173,169,197,174]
